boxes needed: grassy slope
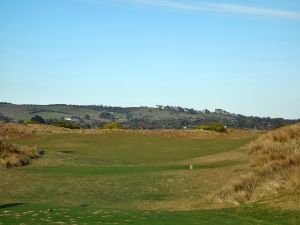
[0,104,216,121]
[0,130,299,224]
[0,104,104,121]
[217,123,300,208]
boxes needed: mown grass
[20,160,242,175]
[0,203,299,225]
[11,133,252,165]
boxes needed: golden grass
[0,122,73,138]
[0,139,40,168]
[215,123,300,206]
[0,122,257,140]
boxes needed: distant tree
[17,120,25,124]
[187,108,197,114]
[0,113,12,122]
[84,114,90,120]
[177,106,184,113]
[30,115,45,124]
[156,105,163,110]
[99,111,114,120]
[53,121,80,129]
[197,123,226,133]
[103,122,127,129]
[203,109,211,113]
[45,119,56,125]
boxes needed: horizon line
[1,102,298,120]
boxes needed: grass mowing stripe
[20,160,242,175]
[11,133,253,165]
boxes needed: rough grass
[0,122,73,138]
[0,122,258,139]
[216,123,300,206]
[0,139,39,168]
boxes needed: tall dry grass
[0,122,74,138]
[216,123,300,206]
[1,122,251,139]
[0,139,40,168]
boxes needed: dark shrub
[29,115,45,124]
[53,121,80,129]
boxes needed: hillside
[0,102,298,129]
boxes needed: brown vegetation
[102,122,127,129]
[216,123,300,206]
[0,122,256,139]
[0,122,74,138]
[0,139,41,168]
[197,123,226,133]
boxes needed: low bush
[0,139,41,168]
[27,115,46,124]
[103,122,127,129]
[53,121,80,129]
[197,123,226,133]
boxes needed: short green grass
[12,133,251,165]
[1,131,299,224]
[21,160,242,175]
[1,204,299,225]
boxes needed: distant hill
[0,102,298,130]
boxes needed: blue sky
[0,0,299,119]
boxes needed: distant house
[64,117,79,122]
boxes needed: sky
[0,0,300,119]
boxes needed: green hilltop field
[0,103,297,130]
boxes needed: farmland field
[1,129,299,224]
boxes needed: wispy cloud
[100,0,300,20]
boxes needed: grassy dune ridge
[217,123,300,207]
[0,121,242,138]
